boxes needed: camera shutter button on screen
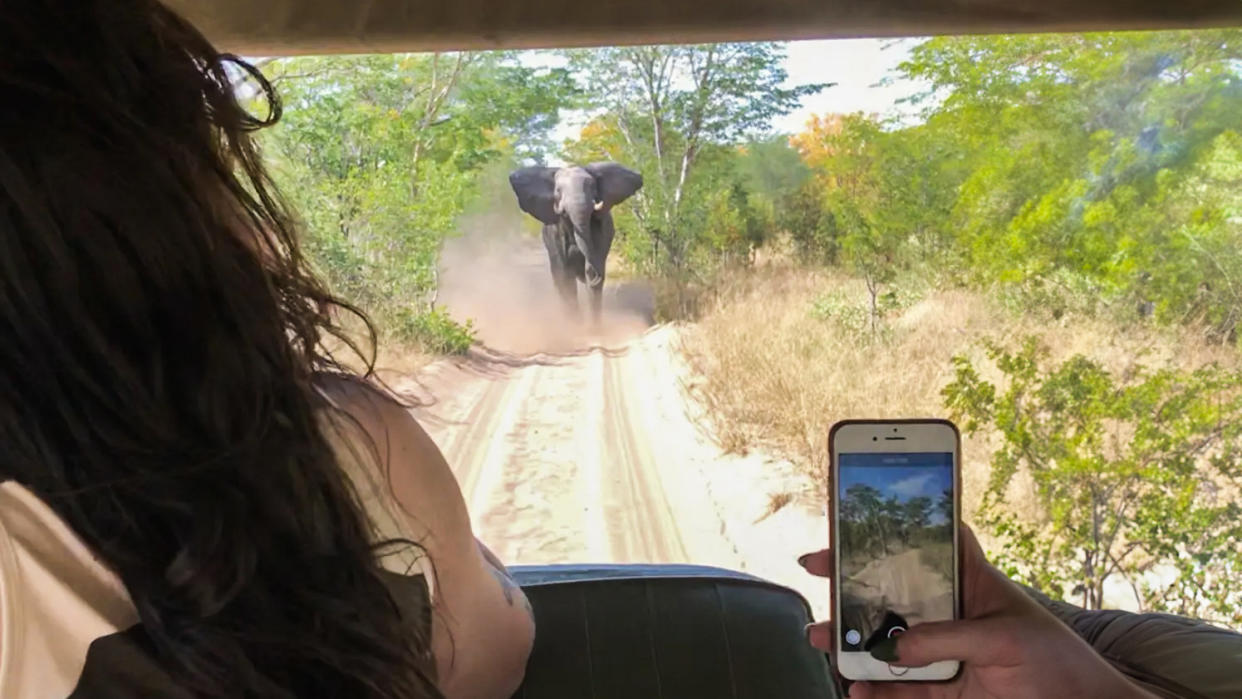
[886,627,909,675]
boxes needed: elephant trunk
[565,197,603,288]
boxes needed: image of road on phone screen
[838,452,955,653]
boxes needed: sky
[543,37,928,150]
[839,452,954,507]
[774,38,926,134]
[840,465,953,503]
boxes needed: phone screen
[837,451,956,653]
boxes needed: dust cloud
[437,191,654,355]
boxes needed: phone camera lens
[872,436,877,441]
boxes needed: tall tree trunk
[409,53,471,197]
[671,46,716,215]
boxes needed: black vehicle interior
[163,2,1242,697]
[166,1,1241,55]
[512,564,835,699]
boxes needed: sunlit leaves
[255,53,570,343]
[793,30,1242,339]
[944,340,1242,624]
[563,43,827,305]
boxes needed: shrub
[392,306,476,355]
[944,338,1242,625]
[810,284,922,342]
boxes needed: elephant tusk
[593,200,605,212]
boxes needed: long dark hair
[0,1,438,696]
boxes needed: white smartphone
[828,419,962,683]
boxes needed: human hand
[798,524,1157,699]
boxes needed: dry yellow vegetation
[679,261,1239,525]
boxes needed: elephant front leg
[543,223,580,321]
[552,267,579,320]
[588,283,603,326]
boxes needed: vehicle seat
[511,564,840,699]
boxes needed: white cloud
[888,472,935,499]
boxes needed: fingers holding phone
[808,422,1158,699]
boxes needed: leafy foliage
[810,286,919,342]
[563,44,828,316]
[393,306,477,355]
[943,339,1242,625]
[257,53,572,347]
[793,113,957,329]
[793,30,1242,340]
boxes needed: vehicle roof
[165,0,1242,56]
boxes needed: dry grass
[756,490,797,523]
[680,261,1239,523]
[372,343,434,380]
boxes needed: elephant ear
[585,162,643,208]
[509,166,559,225]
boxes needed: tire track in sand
[475,358,598,564]
[426,362,533,535]
[413,337,689,565]
[600,346,688,563]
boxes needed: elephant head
[509,162,643,293]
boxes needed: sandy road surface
[843,548,953,637]
[408,331,691,565]
[398,232,832,618]
[397,325,831,619]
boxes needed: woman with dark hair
[0,1,534,697]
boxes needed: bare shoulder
[315,376,437,459]
[315,375,472,556]
[317,375,534,697]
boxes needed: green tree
[780,179,837,263]
[904,496,933,531]
[1114,130,1242,339]
[257,52,572,348]
[903,31,1242,330]
[564,44,827,314]
[790,31,1242,338]
[735,135,812,232]
[943,338,1242,625]
[844,483,890,557]
[794,113,930,336]
[883,495,905,546]
[936,488,953,526]
[702,180,766,266]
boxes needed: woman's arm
[321,380,535,699]
[477,537,535,628]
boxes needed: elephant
[509,162,643,323]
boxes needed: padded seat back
[511,564,840,699]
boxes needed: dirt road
[408,330,692,564]
[844,548,953,633]
[400,232,832,617]
[396,326,830,619]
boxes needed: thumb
[872,617,1019,669]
